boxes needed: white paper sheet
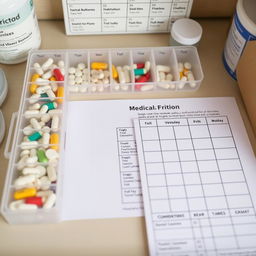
[134,97,256,255]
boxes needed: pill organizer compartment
[1,50,67,224]
[1,46,203,224]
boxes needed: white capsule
[140,84,154,91]
[22,166,45,177]
[97,71,104,80]
[51,115,59,132]
[25,156,38,165]
[39,104,49,114]
[103,70,110,78]
[159,71,166,81]
[20,141,38,150]
[47,165,57,182]
[51,82,58,92]
[46,89,56,99]
[123,65,130,71]
[144,61,151,72]
[23,125,33,136]
[68,67,76,74]
[42,132,50,146]
[116,66,126,84]
[41,113,51,123]
[17,155,29,170]
[29,93,40,104]
[158,83,170,89]
[77,63,85,70]
[30,148,37,157]
[50,64,57,70]
[39,176,51,190]
[35,78,50,86]
[43,193,56,209]
[36,85,51,95]
[156,65,171,73]
[30,118,41,130]
[178,62,184,72]
[42,58,54,71]
[18,204,38,210]
[33,63,44,75]
[184,62,192,70]
[58,60,65,68]
[45,149,59,160]
[28,103,41,110]
[166,73,173,81]
[42,70,52,79]
[123,68,131,83]
[48,109,62,116]
[24,110,40,119]
[37,190,53,198]
[9,200,24,210]
[14,174,37,187]
[20,149,30,157]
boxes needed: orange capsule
[31,73,40,82]
[112,65,118,79]
[56,86,64,103]
[50,133,59,151]
[50,76,56,81]
[29,84,38,94]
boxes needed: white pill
[39,104,48,114]
[169,83,176,89]
[117,66,126,84]
[166,73,173,81]
[42,132,50,146]
[9,200,24,210]
[68,67,76,74]
[29,93,40,104]
[30,148,37,157]
[17,155,29,170]
[41,113,51,123]
[120,84,129,91]
[97,85,104,92]
[178,62,184,72]
[51,115,59,132]
[103,70,110,78]
[37,190,53,198]
[90,85,97,92]
[140,84,154,91]
[42,58,54,71]
[47,165,57,182]
[77,63,85,70]
[43,193,56,209]
[45,149,59,160]
[30,118,41,129]
[90,77,98,84]
[20,149,30,157]
[97,71,104,80]
[83,68,89,75]
[75,76,83,84]
[22,166,44,177]
[158,83,170,89]
[33,63,44,75]
[39,176,51,190]
[144,61,151,72]
[113,84,120,91]
[159,71,166,81]
[58,60,65,68]
[50,64,57,70]
[75,70,82,77]
[156,65,171,73]
[51,82,58,92]
[24,110,40,119]
[60,68,65,76]
[123,68,131,83]
[102,78,109,84]
[42,70,52,80]
[68,74,75,80]
[35,78,50,86]
[23,125,33,136]
[18,204,38,210]
[36,85,51,95]
[123,65,130,71]
[46,89,56,99]
[25,156,38,165]
[184,62,192,70]
[28,103,41,110]
[68,79,76,86]
[48,109,62,116]
[14,174,36,187]
[20,141,38,150]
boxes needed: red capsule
[135,63,145,69]
[136,72,150,83]
[25,196,43,207]
[53,68,64,81]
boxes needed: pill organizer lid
[0,69,8,107]
[0,110,5,144]
[171,18,203,45]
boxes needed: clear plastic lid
[171,18,203,45]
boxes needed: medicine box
[0,46,203,224]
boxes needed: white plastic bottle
[0,0,41,64]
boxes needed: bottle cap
[171,18,203,45]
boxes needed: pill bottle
[223,0,256,80]
[170,18,202,47]
[0,0,41,64]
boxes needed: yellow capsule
[91,62,108,70]
[31,73,40,82]
[179,71,184,79]
[112,65,118,79]
[29,84,38,94]
[50,76,56,81]
[50,133,59,151]
[14,187,37,200]
[56,86,64,103]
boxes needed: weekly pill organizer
[0,46,204,224]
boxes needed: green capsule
[37,149,48,163]
[43,102,57,110]
[134,68,146,76]
[28,131,42,141]
[40,93,51,102]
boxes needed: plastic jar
[0,0,41,64]
[170,18,202,47]
[223,0,256,80]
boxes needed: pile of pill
[134,61,153,92]
[111,64,131,91]
[178,62,196,89]
[9,58,65,211]
[156,65,175,90]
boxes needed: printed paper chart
[134,101,256,255]
[62,0,193,35]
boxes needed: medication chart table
[63,0,193,34]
